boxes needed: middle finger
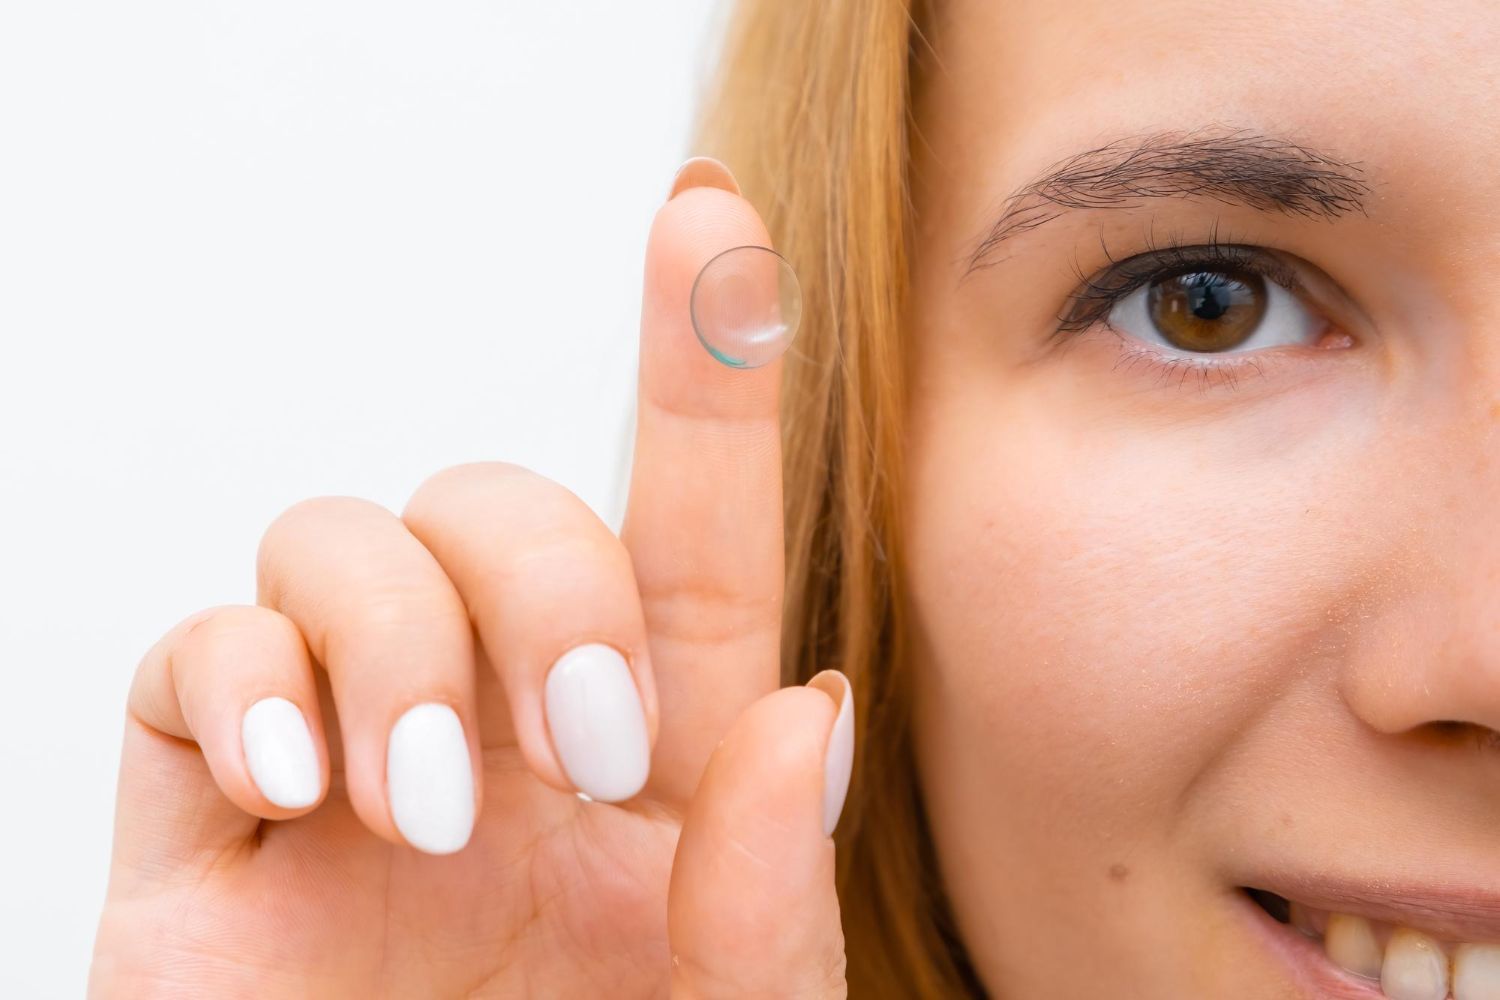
[402,461,658,806]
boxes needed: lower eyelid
[1097,322,1352,394]
[1110,342,1275,393]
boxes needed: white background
[0,2,727,992]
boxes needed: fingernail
[667,155,740,201]
[241,696,321,808]
[387,703,475,855]
[544,643,651,803]
[805,670,854,836]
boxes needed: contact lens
[689,244,802,368]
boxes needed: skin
[90,160,851,998]
[904,0,1500,996]
[91,1,1499,996]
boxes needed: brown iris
[1145,270,1267,352]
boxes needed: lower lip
[1232,888,1388,999]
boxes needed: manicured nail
[806,670,854,836]
[544,643,651,803]
[667,155,740,201]
[387,703,475,855]
[241,696,321,808]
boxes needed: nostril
[1423,720,1500,754]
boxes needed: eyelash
[1052,227,1316,392]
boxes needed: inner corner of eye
[1309,322,1357,351]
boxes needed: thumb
[667,670,855,1000]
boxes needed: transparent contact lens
[689,244,802,368]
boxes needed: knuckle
[179,605,303,667]
[503,530,626,583]
[323,587,472,660]
[257,496,386,589]
[405,463,621,579]
[267,494,382,535]
[485,535,640,632]
[138,607,218,670]
[405,461,519,515]
[404,461,544,523]
[672,950,847,1000]
[637,580,782,648]
[129,604,306,737]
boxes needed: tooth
[1325,913,1383,979]
[1380,927,1448,1000]
[1454,943,1500,1000]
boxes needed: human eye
[1051,231,1355,393]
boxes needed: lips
[1247,872,1500,945]
[1242,886,1500,999]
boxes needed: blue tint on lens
[689,244,802,369]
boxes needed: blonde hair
[690,1,981,995]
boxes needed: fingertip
[643,185,783,415]
[667,155,740,201]
[147,605,330,824]
[696,684,837,822]
[667,682,850,991]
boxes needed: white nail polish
[241,696,321,808]
[544,644,651,803]
[387,703,475,855]
[810,670,854,836]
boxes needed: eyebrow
[958,126,1373,279]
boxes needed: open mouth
[1242,886,1500,999]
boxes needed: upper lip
[1249,869,1500,944]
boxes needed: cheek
[901,372,1407,869]
[898,371,1425,988]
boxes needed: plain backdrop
[0,1,729,992]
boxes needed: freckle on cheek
[1108,863,1130,882]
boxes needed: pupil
[1187,274,1230,320]
[1147,270,1266,352]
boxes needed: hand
[89,159,854,999]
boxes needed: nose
[1331,168,1500,752]
[1337,435,1500,746]
[1340,581,1500,745]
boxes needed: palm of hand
[103,729,680,997]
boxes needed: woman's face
[903,0,1500,996]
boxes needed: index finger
[623,158,790,803]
